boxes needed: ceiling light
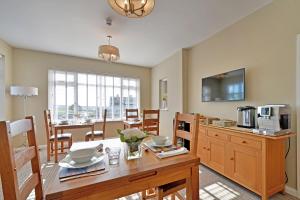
[108,0,155,18]
[98,36,120,63]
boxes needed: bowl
[152,136,169,145]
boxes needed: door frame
[296,34,300,197]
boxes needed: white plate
[150,140,173,147]
[59,152,104,169]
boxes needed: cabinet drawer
[230,135,261,149]
[207,130,228,141]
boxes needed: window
[48,70,140,121]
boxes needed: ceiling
[0,0,272,67]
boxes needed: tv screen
[202,68,245,102]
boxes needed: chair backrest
[44,109,53,142]
[142,109,160,135]
[102,109,107,138]
[173,112,200,155]
[0,116,43,200]
[125,109,139,121]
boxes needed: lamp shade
[10,86,38,97]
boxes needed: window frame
[48,70,140,122]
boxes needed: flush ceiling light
[98,35,120,63]
[108,0,155,18]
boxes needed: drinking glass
[107,147,121,165]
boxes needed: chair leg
[47,142,50,161]
[85,135,89,142]
[141,191,146,199]
[61,141,64,153]
[155,188,164,200]
[68,138,72,148]
[175,192,185,200]
[171,193,176,200]
[51,142,53,153]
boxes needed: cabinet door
[227,144,262,192]
[207,138,226,173]
[197,135,209,164]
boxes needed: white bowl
[152,136,169,145]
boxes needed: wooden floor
[0,148,298,200]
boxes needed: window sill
[93,119,124,123]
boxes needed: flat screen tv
[202,68,245,102]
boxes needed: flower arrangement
[117,128,148,160]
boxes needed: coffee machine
[254,104,291,135]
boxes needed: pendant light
[108,0,155,18]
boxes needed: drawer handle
[230,157,234,161]
[215,134,218,137]
[128,171,157,182]
[207,148,210,151]
[242,141,247,144]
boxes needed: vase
[124,141,143,160]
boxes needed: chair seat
[50,133,72,141]
[86,130,104,137]
[159,179,186,193]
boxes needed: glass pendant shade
[108,0,155,18]
[98,36,120,62]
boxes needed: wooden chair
[44,109,72,161]
[0,116,43,200]
[85,109,107,141]
[125,108,139,120]
[142,112,200,200]
[142,109,160,135]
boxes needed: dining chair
[44,109,72,161]
[142,109,160,135]
[85,109,107,141]
[142,112,200,200]
[0,116,43,200]
[125,108,139,120]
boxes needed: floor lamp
[10,86,38,146]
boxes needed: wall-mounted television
[202,68,245,102]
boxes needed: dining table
[53,122,95,163]
[45,138,200,200]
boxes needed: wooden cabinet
[226,143,262,193]
[197,134,209,164]
[206,138,226,173]
[197,125,291,200]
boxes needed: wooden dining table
[45,138,200,200]
[53,123,95,163]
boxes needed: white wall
[12,48,151,146]
[187,0,300,189]
[0,39,13,120]
[0,55,4,119]
[297,34,300,195]
[151,50,187,137]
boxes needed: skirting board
[285,185,299,198]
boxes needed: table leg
[92,125,95,141]
[191,164,199,200]
[186,176,192,200]
[54,129,58,163]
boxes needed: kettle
[237,106,256,128]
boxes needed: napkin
[156,147,189,159]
